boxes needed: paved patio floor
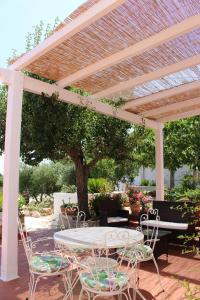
[0,219,200,300]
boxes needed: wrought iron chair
[74,231,138,300]
[59,208,88,230]
[75,210,88,228]
[119,209,164,294]
[137,208,164,291]
[18,220,73,300]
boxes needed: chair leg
[63,273,74,300]
[29,275,39,300]
[122,291,130,300]
[78,288,84,300]
[136,290,147,300]
[152,256,165,292]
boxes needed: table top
[54,226,144,249]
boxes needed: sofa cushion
[141,220,188,231]
[107,217,128,224]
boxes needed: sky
[0,0,86,174]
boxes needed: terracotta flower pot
[130,203,141,215]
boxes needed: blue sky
[0,0,86,174]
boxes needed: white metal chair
[119,209,164,294]
[75,210,88,228]
[137,208,164,291]
[18,220,73,300]
[59,208,88,230]
[75,231,138,300]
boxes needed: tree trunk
[170,170,175,189]
[74,157,90,217]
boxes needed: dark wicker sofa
[98,198,129,227]
[152,200,196,242]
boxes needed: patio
[0,224,200,300]
[0,0,200,298]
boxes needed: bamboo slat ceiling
[13,0,200,122]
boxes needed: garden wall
[53,192,78,219]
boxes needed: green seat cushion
[31,254,70,273]
[80,270,128,292]
[118,244,153,261]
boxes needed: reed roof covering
[12,0,200,122]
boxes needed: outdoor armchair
[98,198,129,227]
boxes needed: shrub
[0,192,2,212]
[184,188,200,201]
[0,193,26,212]
[18,194,26,210]
[149,180,156,186]
[180,174,197,192]
[26,198,53,214]
[0,175,3,187]
[88,178,114,194]
[140,179,149,186]
[164,187,183,201]
[61,185,77,193]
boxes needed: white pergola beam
[155,124,164,200]
[9,0,125,71]
[23,76,159,130]
[93,54,200,100]
[1,71,24,281]
[159,108,200,123]
[0,68,12,85]
[143,96,200,117]
[57,14,200,87]
[123,80,200,110]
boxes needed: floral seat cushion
[118,244,153,261]
[31,254,70,273]
[80,270,128,292]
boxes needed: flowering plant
[127,189,149,209]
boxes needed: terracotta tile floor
[0,229,200,300]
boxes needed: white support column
[155,124,164,201]
[1,71,24,281]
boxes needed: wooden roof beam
[159,107,200,123]
[142,96,200,117]
[123,80,200,110]
[57,14,200,87]
[9,0,125,71]
[23,75,160,130]
[93,54,200,100]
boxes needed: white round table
[54,226,144,249]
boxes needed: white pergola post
[155,124,164,200]
[1,71,24,281]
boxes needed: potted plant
[127,189,149,215]
[60,200,78,215]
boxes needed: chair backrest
[98,198,121,217]
[77,230,137,293]
[139,208,160,250]
[59,213,71,230]
[18,219,32,262]
[152,200,194,223]
[75,211,87,228]
[59,206,80,230]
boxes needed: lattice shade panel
[23,0,200,87]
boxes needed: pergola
[0,0,200,282]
